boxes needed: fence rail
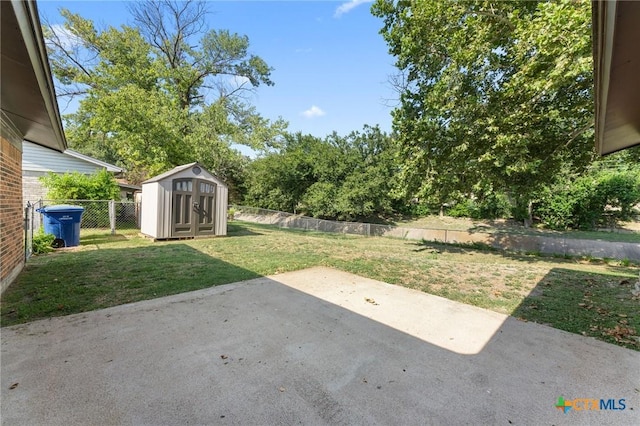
[230,205,454,240]
[230,205,640,261]
[25,200,141,261]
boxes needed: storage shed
[141,163,228,239]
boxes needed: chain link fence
[230,205,448,240]
[230,205,640,260]
[25,200,141,260]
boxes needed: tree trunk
[523,200,533,228]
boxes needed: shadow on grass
[1,244,261,327]
[411,234,640,268]
[227,222,264,237]
[512,268,639,350]
[80,233,129,245]
[234,221,359,240]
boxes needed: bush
[448,200,475,218]
[40,169,119,201]
[32,228,55,255]
[228,207,237,220]
[535,169,640,230]
[475,193,512,219]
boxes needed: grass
[2,222,638,350]
[394,215,640,244]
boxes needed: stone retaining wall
[234,212,640,261]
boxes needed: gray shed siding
[141,163,228,239]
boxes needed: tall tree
[372,0,595,220]
[45,0,286,184]
[245,126,399,220]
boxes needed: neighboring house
[1,1,67,292]
[22,141,124,204]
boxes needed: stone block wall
[23,171,48,205]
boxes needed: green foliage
[445,192,512,220]
[535,168,640,230]
[476,192,512,219]
[32,228,55,255]
[244,126,399,221]
[448,201,475,218]
[40,169,119,201]
[372,0,595,209]
[302,182,339,219]
[45,2,287,185]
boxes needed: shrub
[475,192,512,219]
[32,228,55,255]
[227,207,237,220]
[535,169,640,230]
[448,200,475,218]
[40,169,119,201]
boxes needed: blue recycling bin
[37,205,84,247]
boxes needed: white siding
[22,141,105,174]
[158,179,171,239]
[216,185,228,236]
[140,182,159,238]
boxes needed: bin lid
[37,204,85,212]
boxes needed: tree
[44,0,287,184]
[372,0,595,221]
[244,126,400,221]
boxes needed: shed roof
[142,162,227,187]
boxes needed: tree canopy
[244,126,400,221]
[372,0,596,217]
[45,0,287,187]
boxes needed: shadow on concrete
[1,267,637,425]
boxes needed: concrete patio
[1,267,638,425]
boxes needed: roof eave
[2,0,66,152]
[592,0,640,155]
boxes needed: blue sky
[38,0,399,142]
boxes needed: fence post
[109,200,116,235]
[24,203,30,261]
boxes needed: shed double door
[172,178,216,237]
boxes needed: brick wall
[1,135,24,293]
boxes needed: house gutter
[11,0,67,151]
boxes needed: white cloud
[301,105,326,118]
[334,0,373,18]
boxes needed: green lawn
[394,215,640,244]
[2,222,638,350]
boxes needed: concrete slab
[1,267,638,425]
